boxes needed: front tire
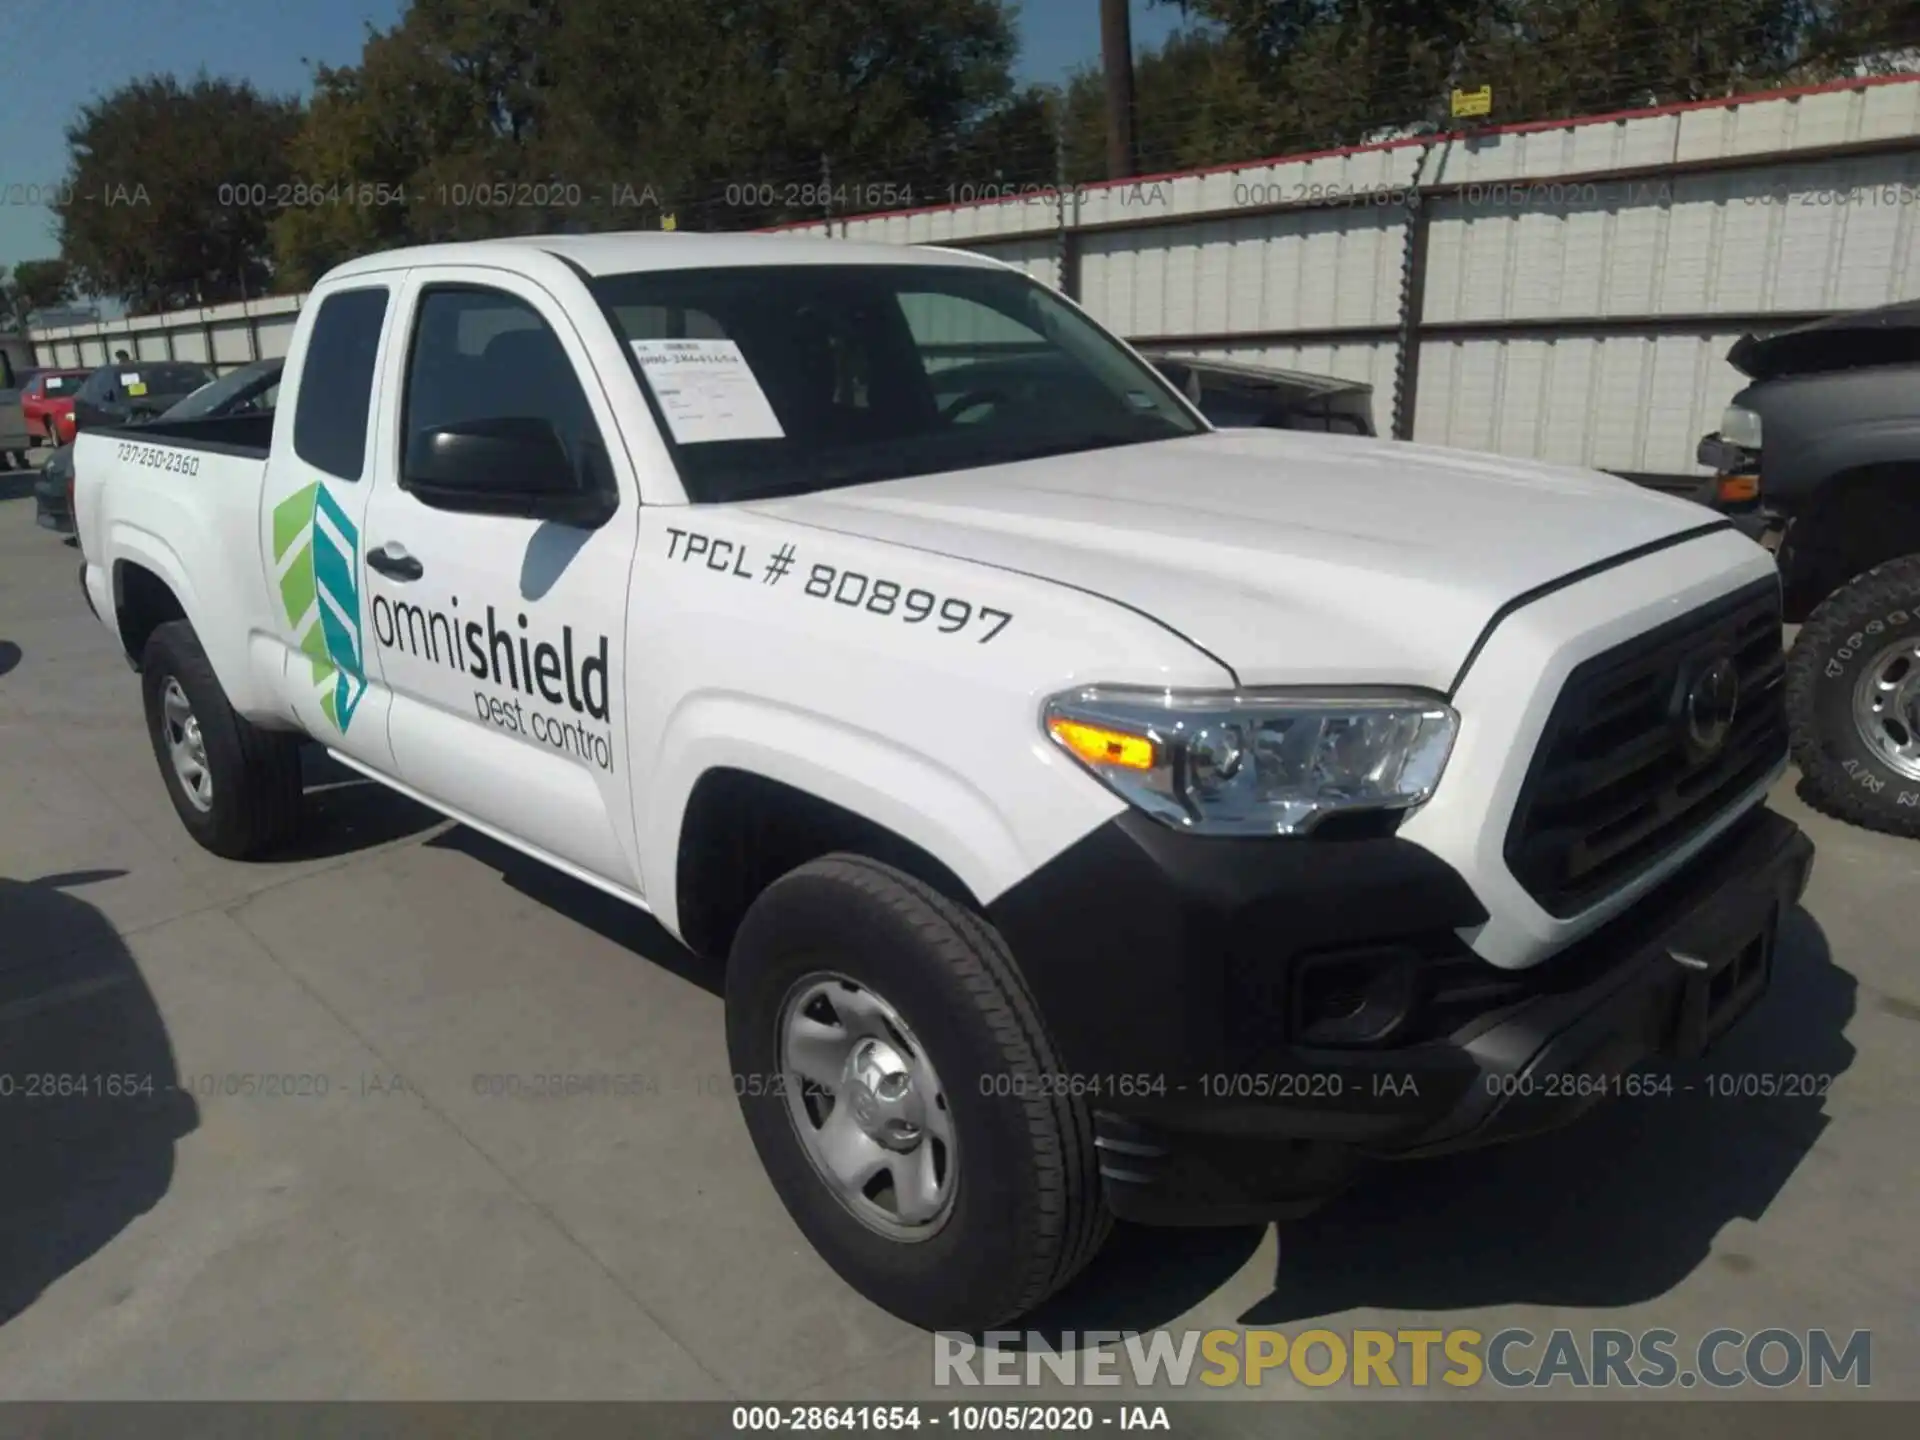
[140,620,304,858]
[1787,553,1920,837]
[726,855,1110,1331]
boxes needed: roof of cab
[319,231,1005,283]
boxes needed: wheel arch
[672,766,986,963]
[112,554,192,670]
[1779,462,1920,621]
[107,525,282,720]
[642,696,1068,958]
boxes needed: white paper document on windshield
[628,339,786,444]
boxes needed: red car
[21,368,92,446]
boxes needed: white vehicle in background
[75,233,1812,1330]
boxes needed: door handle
[366,543,424,581]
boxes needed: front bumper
[988,806,1812,1226]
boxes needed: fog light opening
[1292,946,1421,1047]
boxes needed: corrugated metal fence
[30,75,1920,481]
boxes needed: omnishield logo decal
[271,481,366,731]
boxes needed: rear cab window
[294,288,391,481]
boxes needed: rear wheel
[140,620,304,858]
[726,854,1110,1330]
[1787,554,1920,837]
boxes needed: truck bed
[92,411,273,458]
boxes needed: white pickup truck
[76,233,1814,1331]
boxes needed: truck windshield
[590,263,1204,503]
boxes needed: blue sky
[0,0,1187,275]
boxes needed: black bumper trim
[998,806,1811,1227]
[984,812,1491,1087]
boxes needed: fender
[641,691,1121,942]
[107,519,282,719]
[1774,417,1920,506]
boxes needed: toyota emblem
[1684,656,1741,754]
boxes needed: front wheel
[140,620,305,858]
[725,855,1110,1331]
[1787,553,1920,837]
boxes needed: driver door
[357,268,647,893]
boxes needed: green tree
[54,74,303,310]
[542,0,1023,227]
[273,0,563,287]
[275,0,1025,260]
[9,258,76,315]
[1145,2,1901,158]
[1051,27,1272,184]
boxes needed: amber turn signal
[1046,716,1157,771]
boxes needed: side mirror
[402,416,613,526]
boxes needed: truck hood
[745,430,1720,691]
[1728,300,1920,380]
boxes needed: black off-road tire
[140,620,304,859]
[726,854,1111,1331]
[1786,554,1920,838]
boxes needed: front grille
[1504,576,1786,917]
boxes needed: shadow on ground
[272,748,446,862]
[0,475,39,504]
[1008,908,1850,1338]
[0,871,198,1326]
[0,642,19,679]
[1240,906,1850,1323]
[425,826,724,996]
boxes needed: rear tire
[140,620,304,859]
[1787,553,1920,838]
[726,854,1110,1330]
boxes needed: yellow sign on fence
[1451,85,1493,119]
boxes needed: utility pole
[1100,0,1137,180]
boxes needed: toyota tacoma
[74,233,1813,1330]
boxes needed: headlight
[1720,404,1763,451]
[1043,686,1458,836]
